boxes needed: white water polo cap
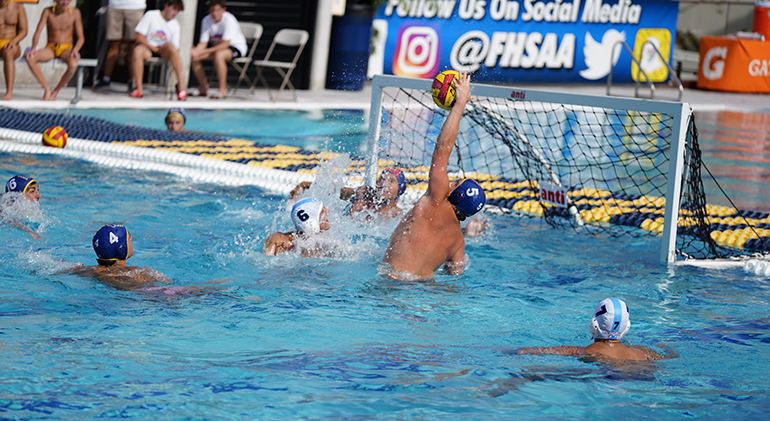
[291,197,324,234]
[589,297,631,340]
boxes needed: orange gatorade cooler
[754,2,770,39]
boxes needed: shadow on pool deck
[1,80,769,114]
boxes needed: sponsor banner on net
[377,0,678,83]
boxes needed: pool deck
[1,80,768,113]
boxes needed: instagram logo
[393,24,440,78]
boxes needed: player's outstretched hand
[454,72,472,107]
[464,216,489,237]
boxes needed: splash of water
[0,192,54,235]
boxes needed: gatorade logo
[702,46,728,80]
[748,59,770,77]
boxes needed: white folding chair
[143,57,174,98]
[229,22,263,96]
[249,28,310,101]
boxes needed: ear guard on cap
[589,297,631,340]
[448,179,486,218]
[383,168,407,197]
[6,174,36,194]
[92,224,129,261]
[291,197,324,234]
[166,108,187,125]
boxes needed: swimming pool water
[53,107,770,214]
[57,108,369,156]
[2,149,770,419]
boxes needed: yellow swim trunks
[45,42,73,58]
[0,39,11,49]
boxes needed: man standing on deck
[382,72,486,280]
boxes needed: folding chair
[142,56,174,98]
[249,28,310,101]
[229,22,263,96]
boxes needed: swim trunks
[0,39,11,50]
[142,286,186,296]
[45,42,73,59]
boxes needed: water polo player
[288,168,408,220]
[515,297,673,361]
[382,72,487,280]
[165,108,187,132]
[92,224,134,266]
[263,197,331,256]
[70,224,181,293]
[343,168,407,219]
[69,224,227,296]
[5,174,41,203]
[2,174,43,238]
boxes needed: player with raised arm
[382,72,486,280]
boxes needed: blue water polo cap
[291,197,324,234]
[92,224,129,261]
[448,179,486,217]
[383,168,407,197]
[589,297,631,340]
[166,108,187,125]
[5,174,36,194]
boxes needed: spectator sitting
[0,0,28,100]
[189,0,246,99]
[25,0,84,101]
[130,0,187,100]
[92,0,146,92]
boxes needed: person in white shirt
[92,0,146,92]
[190,0,246,99]
[129,0,187,100]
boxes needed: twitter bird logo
[580,30,626,80]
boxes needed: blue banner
[376,0,679,83]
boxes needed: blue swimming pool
[48,106,770,214]
[57,108,369,156]
[2,143,770,419]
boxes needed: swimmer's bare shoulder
[516,342,674,361]
[70,264,171,291]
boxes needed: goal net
[364,75,770,263]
